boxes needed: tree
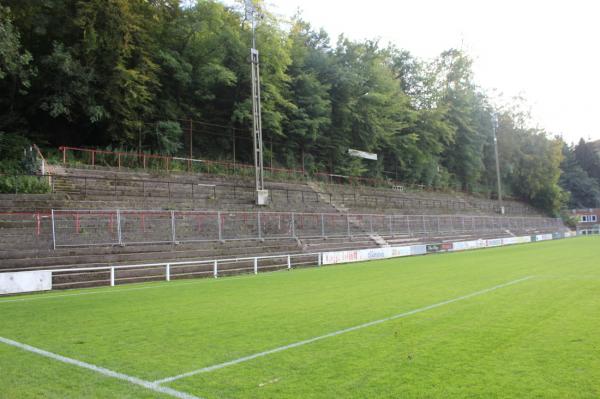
[282,19,331,171]
[560,143,600,208]
[574,138,600,181]
[0,5,35,133]
[0,0,573,214]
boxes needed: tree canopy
[1,0,593,215]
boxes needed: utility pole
[492,113,504,215]
[246,0,268,205]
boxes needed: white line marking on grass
[154,275,533,385]
[0,336,203,399]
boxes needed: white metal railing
[48,252,322,288]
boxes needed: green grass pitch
[1,237,599,398]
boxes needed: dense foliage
[560,139,600,209]
[1,0,595,213]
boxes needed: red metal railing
[57,146,415,189]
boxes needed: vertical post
[116,210,122,245]
[36,212,41,237]
[62,147,66,164]
[166,264,171,281]
[321,213,325,237]
[51,209,56,250]
[347,213,351,237]
[213,260,218,278]
[110,267,115,287]
[171,210,176,244]
[189,118,193,171]
[232,128,236,173]
[217,211,222,241]
[258,212,262,239]
[291,212,296,238]
[318,252,322,266]
[287,255,291,269]
[492,113,503,213]
[254,257,258,274]
[138,124,142,159]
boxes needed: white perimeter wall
[0,271,52,295]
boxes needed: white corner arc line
[154,275,534,385]
[0,336,203,399]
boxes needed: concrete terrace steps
[0,240,302,272]
[41,166,540,217]
[0,238,294,260]
[312,181,540,217]
[0,192,337,213]
[56,165,539,215]
[34,167,340,214]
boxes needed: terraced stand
[0,165,565,291]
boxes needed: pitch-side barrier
[0,231,577,295]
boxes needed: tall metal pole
[251,48,264,191]
[246,0,268,205]
[492,113,504,214]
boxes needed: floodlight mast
[245,0,268,205]
[492,113,504,215]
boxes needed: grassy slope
[0,237,599,398]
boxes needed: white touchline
[154,275,534,385]
[0,336,203,399]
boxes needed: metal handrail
[49,173,332,202]
[47,252,321,274]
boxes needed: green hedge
[0,175,51,194]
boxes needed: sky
[237,0,600,144]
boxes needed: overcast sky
[238,0,599,144]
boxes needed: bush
[0,175,50,194]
